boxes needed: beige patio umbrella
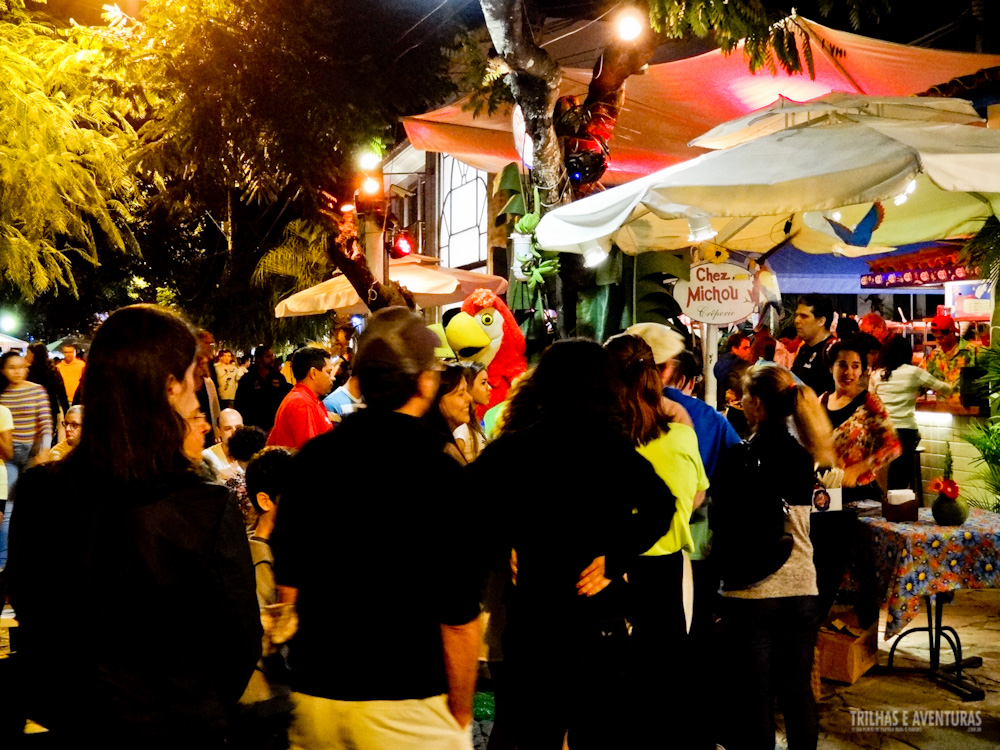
[689,92,984,150]
[274,255,509,318]
[535,97,1000,259]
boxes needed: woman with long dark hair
[422,361,473,464]
[821,339,901,503]
[5,304,260,748]
[455,362,490,462]
[870,334,953,490]
[712,365,834,750]
[25,342,69,436]
[468,339,674,750]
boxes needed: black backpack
[710,440,795,589]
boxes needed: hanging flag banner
[673,262,756,324]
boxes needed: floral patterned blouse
[822,390,902,489]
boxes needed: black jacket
[6,459,261,747]
[467,418,676,628]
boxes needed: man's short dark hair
[668,350,700,388]
[798,294,833,330]
[354,308,440,410]
[227,425,268,463]
[246,446,294,514]
[726,333,749,353]
[291,347,331,382]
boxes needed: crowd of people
[0,295,970,750]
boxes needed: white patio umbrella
[0,333,28,352]
[689,92,984,150]
[274,255,509,318]
[535,99,1000,258]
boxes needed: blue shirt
[664,387,741,481]
[321,385,365,422]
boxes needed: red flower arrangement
[930,445,969,526]
[928,477,960,499]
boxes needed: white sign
[673,263,755,325]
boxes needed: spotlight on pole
[361,177,382,196]
[616,8,645,41]
[358,151,380,170]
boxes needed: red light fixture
[387,230,414,259]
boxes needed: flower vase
[931,492,969,526]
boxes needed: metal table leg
[879,593,984,701]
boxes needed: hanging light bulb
[687,215,718,243]
[581,240,609,268]
[893,178,918,206]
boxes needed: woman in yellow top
[604,333,709,749]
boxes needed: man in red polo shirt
[267,347,335,450]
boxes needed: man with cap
[270,308,481,750]
[922,313,975,388]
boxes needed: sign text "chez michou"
[673,263,756,325]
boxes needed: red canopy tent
[403,18,1000,182]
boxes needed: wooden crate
[816,607,879,684]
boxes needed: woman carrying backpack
[711,364,835,750]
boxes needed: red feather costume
[446,289,527,419]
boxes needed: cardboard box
[816,607,879,684]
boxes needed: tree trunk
[324,211,414,312]
[480,0,567,210]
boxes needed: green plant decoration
[963,419,1000,513]
[493,163,560,320]
[930,444,969,525]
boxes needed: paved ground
[810,588,1000,749]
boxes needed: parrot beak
[445,311,491,358]
[426,323,456,360]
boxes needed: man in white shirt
[202,408,245,480]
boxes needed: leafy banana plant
[494,162,560,303]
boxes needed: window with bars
[437,154,488,272]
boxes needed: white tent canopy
[535,101,1000,258]
[0,333,28,352]
[275,255,508,318]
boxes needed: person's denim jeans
[720,595,820,750]
[0,442,32,569]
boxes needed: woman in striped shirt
[0,351,52,568]
[0,352,53,479]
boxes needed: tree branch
[321,210,414,313]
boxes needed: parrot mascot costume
[445,288,527,419]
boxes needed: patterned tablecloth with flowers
[859,508,1000,640]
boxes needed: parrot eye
[480,312,494,326]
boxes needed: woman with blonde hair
[712,364,834,750]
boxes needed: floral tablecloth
[859,508,1000,639]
